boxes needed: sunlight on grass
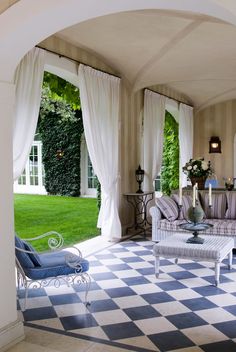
[14,194,100,251]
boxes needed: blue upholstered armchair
[15,232,91,310]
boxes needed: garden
[14,194,100,251]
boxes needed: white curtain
[13,47,45,180]
[179,103,194,187]
[78,64,121,241]
[143,89,166,191]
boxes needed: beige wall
[194,100,236,187]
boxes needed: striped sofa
[150,191,236,247]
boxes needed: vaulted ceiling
[56,9,236,110]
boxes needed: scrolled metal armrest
[22,231,64,250]
[65,246,84,272]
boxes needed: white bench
[153,233,234,286]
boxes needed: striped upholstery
[225,192,236,219]
[157,218,236,236]
[172,194,192,220]
[200,192,227,219]
[155,196,178,221]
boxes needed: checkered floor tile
[18,236,236,352]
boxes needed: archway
[2,1,236,349]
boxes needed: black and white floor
[15,235,236,352]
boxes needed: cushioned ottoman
[153,233,234,286]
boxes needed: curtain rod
[36,45,194,107]
[36,45,121,79]
[146,88,194,108]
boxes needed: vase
[189,176,207,190]
[187,204,204,223]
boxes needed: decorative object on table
[182,157,214,189]
[135,165,144,193]
[223,177,234,191]
[187,203,204,224]
[209,136,221,153]
[179,222,213,244]
[179,182,212,244]
[205,174,219,188]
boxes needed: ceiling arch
[0,0,236,82]
[1,1,236,108]
[55,9,236,108]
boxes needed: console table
[124,191,154,236]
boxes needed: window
[18,169,26,185]
[87,155,98,189]
[29,145,39,186]
[14,141,46,195]
[80,134,97,197]
[154,175,161,191]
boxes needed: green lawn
[14,194,100,251]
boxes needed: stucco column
[0,81,24,350]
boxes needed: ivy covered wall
[38,91,84,196]
[161,111,179,195]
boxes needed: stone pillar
[0,81,24,350]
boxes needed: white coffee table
[153,233,234,286]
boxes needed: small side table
[124,191,154,236]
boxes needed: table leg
[215,262,220,286]
[124,193,154,236]
[228,250,233,270]
[155,256,160,278]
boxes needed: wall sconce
[56,149,64,159]
[135,165,144,193]
[209,136,221,153]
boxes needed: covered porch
[1,1,236,350]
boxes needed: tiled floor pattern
[17,236,236,352]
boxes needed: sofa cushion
[157,218,236,237]
[155,196,178,221]
[157,219,186,231]
[200,192,227,219]
[225,192,236,219]
[172,194,193,220]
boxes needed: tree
[43,72,80,111]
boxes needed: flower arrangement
[182,158,213,178]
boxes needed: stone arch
[1,0,236,81]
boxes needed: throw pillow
[155,196,178,221]
[200,192,226,219]
[172,194,193,220]
[225,192,236,219]
[15,235,34,268]
[23,241,41,267]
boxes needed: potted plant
[182,158,213,189]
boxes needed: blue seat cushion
[23,250,89,280]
